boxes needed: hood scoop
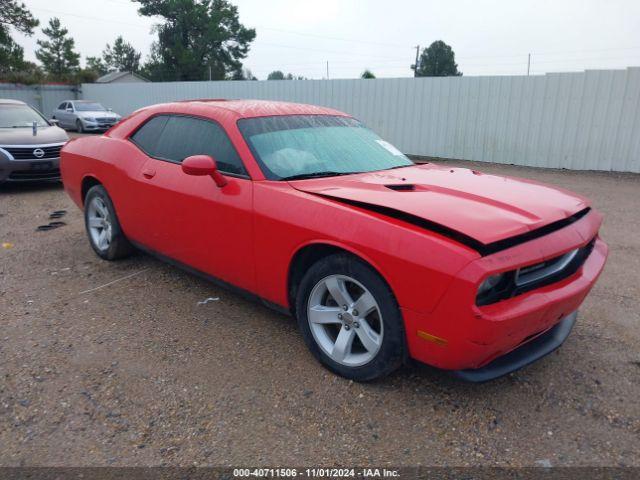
[384,183,433,192]
[385,184,417,192]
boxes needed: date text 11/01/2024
[233,468,400,477]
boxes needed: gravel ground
[0,154,639,468]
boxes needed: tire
[295,253,406,381]
[76,119,84,133]
[84,185,133,260]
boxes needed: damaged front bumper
[451,311,577,382]
[401,208,607,379]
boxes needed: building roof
[96,71,149,83]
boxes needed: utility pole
[527,53,531,76]
[413,45,420,77]
[326,61,329,79]
[209,65,212,81]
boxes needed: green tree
[1,61,45,84]
[74,68,99,84]
[35,17,80,78]
[140,42,165,80]
[267,70,305,80]
[0,0,38,32]
[416,40,462,77]
[0,0,38,74]
[267,70,285,80]
[361,69,375,79]
[230,67,256,80]
[135,0,255,81]
[86,56,108,76]
[103,36,141,72]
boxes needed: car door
[66,102,77,126]
[55,102,69,127]
[129,114,256,293]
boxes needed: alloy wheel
[87,196,112,252]
[307,274,384,367]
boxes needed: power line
[257,42,409,61]
[257,26,412,49]
[30,7,152,29]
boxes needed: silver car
[0,99,69,183]
[52,100,122,133]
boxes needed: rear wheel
[296,253,406,381]
[84,185,133,260]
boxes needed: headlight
[84,117,96,123]
[476,273,509,307]
[477,274,505,296]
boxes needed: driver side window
[130,114,247,176]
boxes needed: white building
[96,71,149,84]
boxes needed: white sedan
[52,100,121,133]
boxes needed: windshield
[75,102,106,112]
[238,115,412,180]
[0,104,49,128]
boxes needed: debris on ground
[78,269,149,295]
[36,221,67,231]
[197,297,220,305]
[49,210,67,219]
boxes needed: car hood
[288,164,590,246]
[78,111,119,119]
[0,125,69,145]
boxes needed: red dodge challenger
[61,100,608,382]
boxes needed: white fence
[0,84,77,117]
[82,68,640,173]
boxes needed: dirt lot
[1,155,639,468]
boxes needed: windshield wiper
[281,171,359,181]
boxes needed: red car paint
[60,100,608,372]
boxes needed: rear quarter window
[130,115,169,156]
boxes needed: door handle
[142,168,156,179]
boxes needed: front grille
[8,168,61,181]
[513,238,596,296]
[3,144,63,160]
[477,238,596,306]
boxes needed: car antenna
[32,120,37,136]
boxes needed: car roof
[145,99,347,119]
[0,99,27,105]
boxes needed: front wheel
[76,119,84,133]
[296,253,406,381]
[84,185,133,260]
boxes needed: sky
[12,0,640,80]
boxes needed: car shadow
[0,181,64,195]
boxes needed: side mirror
[49,119,59,126]
[182,155,227,187]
